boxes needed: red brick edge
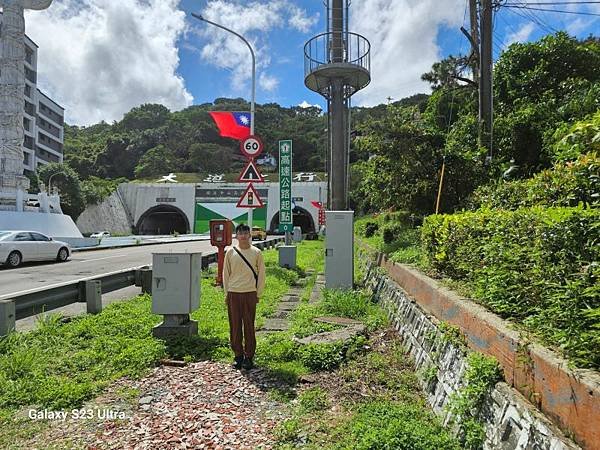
[373,251,600,450]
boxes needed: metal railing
[304,31,371,79]
[0,237,284,336]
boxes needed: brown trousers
[226,291,258,359]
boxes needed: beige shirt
[223,245,266,298]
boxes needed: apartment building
[1,13,65,173]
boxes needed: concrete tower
[304,0,371,210]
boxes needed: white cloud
[298,100,321,109]
[195,0,318,96]
[288,5,319,33]
[504,23,535,46]
[259,73,279,91]
[25,0,192,125]
[349,0,466,107]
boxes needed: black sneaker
[242,357,254,370]
[232,356,244,370]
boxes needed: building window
[24,84,31,98]
[25,101,35,116]
[23,117,30,131]
[23,153,30,166]
[25,67,36,84]
[25,46,33,64]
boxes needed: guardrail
[0,237,284,336]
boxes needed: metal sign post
[279,140,293,245]
[239,135,265,229]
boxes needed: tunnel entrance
[269,206,316,234]
[136,205,190,235]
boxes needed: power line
[506,0,559,33]
[508,1,600,4]
[504,5,600,15]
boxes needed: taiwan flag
[208,111,251,140]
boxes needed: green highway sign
[278,140,292,232]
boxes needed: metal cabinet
[151,253,202,315]
[325,211,354,289]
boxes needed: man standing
[223,223,266,370]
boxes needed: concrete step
[294,324,366,345]
[313,316,363,326]
[277,301,300,311]
[260,318,290,331]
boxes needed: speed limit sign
[240,135,264,158]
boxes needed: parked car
[90,231,111,238]
[0,231,71,268]
[251,226,267,241]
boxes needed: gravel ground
[23,361,291,450]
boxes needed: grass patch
[354,214,427,269]
[0,240,325,446]
[273,332,461,450]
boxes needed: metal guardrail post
[0,299,16,336]
[140,268,153,294]
[82,280,102,314]
[134,267,153,294]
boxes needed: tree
[421,54,475,90]
[37,163,86,219]
[134,145,180,178]
[120,104,170,131]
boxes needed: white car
[90,231,111,238]
[0,231,71,268]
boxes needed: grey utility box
[278,245,297,269]
[325,211,354,289]
[292,226,303,242]
[151,252,201,337]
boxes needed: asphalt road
[0,240,222,298]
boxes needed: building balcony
[36,145,61,164]
[37,131,63,155]
[36,117,61,139]
[38,102,64,127]
[304,31,371,99]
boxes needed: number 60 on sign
[240,135,264,158]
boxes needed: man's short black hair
[236,223,250,233]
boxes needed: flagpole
[192,12,256,232]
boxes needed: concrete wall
[76,190,132,235]
[119,183,196,230]
[364,262,582,450]
[362,247,600,450]
[0,211,82,238]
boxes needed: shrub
[364,221,379,237]
[338,401,462,450]
[298,342,344,371]
[382,223,404,244]
[422,206,600,368]
[468,152,600,210]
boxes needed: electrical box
[325,211,354,289]
[278,245,297,269]
[210,220,233,247]
[292,226,303,242]
[151,253,202,315]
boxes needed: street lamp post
[48,171,67,193]
[191,13,256,229]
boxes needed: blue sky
[22,0,600,125]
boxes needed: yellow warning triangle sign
[238,159,264,182]
[237,183,264,208]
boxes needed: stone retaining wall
[76,191,132,235]
[364,261,584,450]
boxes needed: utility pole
[469,0,479,85]
[479,0,493,155]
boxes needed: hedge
[422,206,600,369]
[468,152,600,210]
